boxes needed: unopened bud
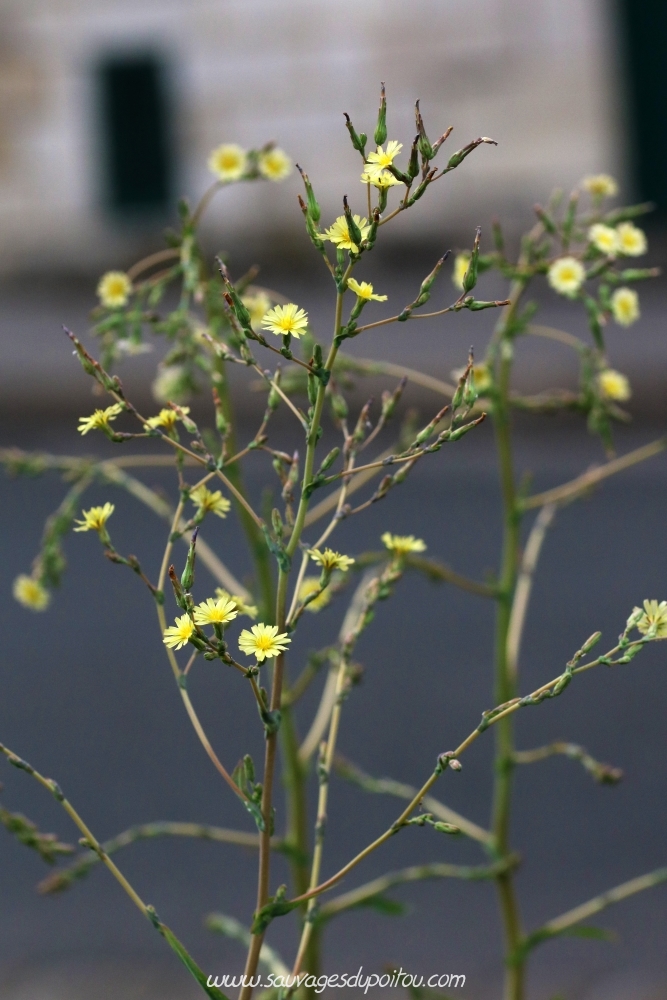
[374,82,387,146]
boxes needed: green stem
[490,281,526,1000]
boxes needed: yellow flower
[581,174,618,199]
[215,587,258,619]
[241,291,272,327]
[190,485,231,519]
[321,214,371,252]
[588,224,620,256]
[144,406,190,433]
[616,222,647,257]
[163,613,195,650]
[193,596,238,626]
[347,278,387,302]
[298,576,332,612]
[73,503,115,533]
[260,303,309,339]
[13,574,50,611]
[258,147,292,181]
[452,362,492,395]
[452,252,471,291]
[633,599,667,639]
[365,141,403,175]
[597,369,631,402]
[360,168,402,189]
[308,548,355,572]
[97,271,132,309]
[547,257,586,296]
[610,287,640,327]
[381,532,426,556]
[208,144,247,182]
[238,623,291,662]
[77,404,124,436]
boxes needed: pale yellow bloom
[208,144,247,182]
[347,278,387,302]
[365,141,403,175]
[616,222,647,257]
[144,406,190,433]
[588,224,620,257]
[582,174,618,199]
[308,548,355,572]
[452,362,492,395]
[597,369,631,402]
[190,485,231,519]
[321,215,371,252]
[298,576,332,612]
[73,503,115,533]
[634,599,667,639]
[360,168,402,189]
[381,532,426,556]
[152,365,190,405]
[610,287,640,327]
[238,623,291,662]
[452,252,471,290]
[193,596,238,626]
[241,291,272,327]
[77,404,124,436]
[97,271,132,309]
[547,257,586,296]
[215,587,258,619]
[13,574,50,611]
[258,147,292,181]
[260,303,309,339]
[163,613,195,650]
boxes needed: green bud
[407,135,420,180]
[581,631,602,654]
[318,446,340,474]
[180,528,198,591]
[271,508,284,540]
[307,372,318,406]
[534,203,557,234]
[463,227,482,293]
[331,393,348,419]
[374,82,387,146]
[296,164,320,224]
[343,113,367,157]
[415,101,435,160]
[343,196,362,246]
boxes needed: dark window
[618,2,667,213]
[99,53,172,212]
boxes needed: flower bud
[180,527,199,591]
[343,196,362,247]
[296,164,320,224]
[415,101,435,160]
[343,113,367,157]
[374,82,387,146]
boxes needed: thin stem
[538,866,667,937]
[506,504,556,685]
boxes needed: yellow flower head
[321,215,371,252]
[73,503,115,534]
[452,252,471,290]
[381,532,426,556]
[365,141,403,174]
[97,271,132,309]
[193,596,238,627]
[582,174,618,199]
[241,291,272,327]
[633,599,667,639]
[597,368,630,402]
[77,404,124,436]
[13,574,50,611]
[298,576,332,612]
[610,287,640,327]
[215,587,258,619]
[347,278,387,302]
[260,303,309,339]
[547,257,586,296]
[258,147,292,181]
[308,548,355,572]
[163,613,195,650]
[144,406,190,433]
[190,485,231,519]
[588,224,620,257]
[452,362,492,396]
[360,168,402,189]
[616,222,647,257]
[238,623,291,662]
[208,144,247,182]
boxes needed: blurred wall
[0,0,624,274]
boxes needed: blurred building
[0,0,643,274]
